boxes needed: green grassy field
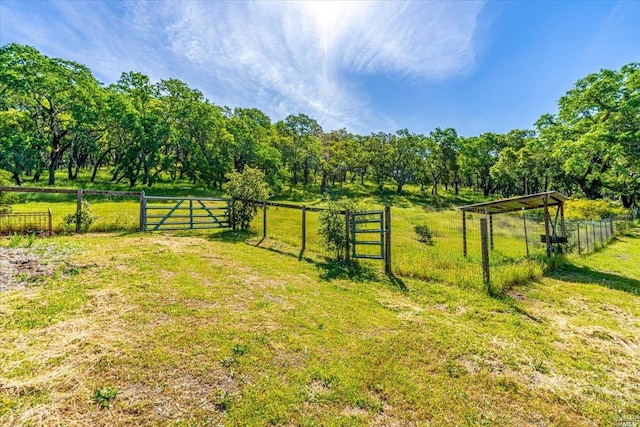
[1,226,638,425]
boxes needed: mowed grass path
[1,230,639,426]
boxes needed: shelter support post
[543,196,552,257]
[522,207,529,258]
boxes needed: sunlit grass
[1,230,638,425]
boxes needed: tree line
[1,44,638,207]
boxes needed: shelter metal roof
[457,191,569,214]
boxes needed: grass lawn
[1,227,639,426]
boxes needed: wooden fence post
[576,222,581,255]
[385,206,391,274]
[139,190,145,231]
[263,201,267,239]
[480,218,491,294]
[301,206,306,252]
[76,189,83,234]
[232,199,237,231]
[592,220,596,250]
[344,209,350,262]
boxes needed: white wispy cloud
[1,0,485,132]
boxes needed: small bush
[0,170,17,213]
[8,233,22,248]
[63,200,98,232]
[226,166,270,230]
[318,197,358,262]
[414,224,434,244]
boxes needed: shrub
[0,170,17,213]
[318,197,358,262]
[226,166,270,230]
[564,198,625,220]
[414,224,434,244]
[63,200,98,232]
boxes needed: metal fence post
[76,189,83,234]
[480,218,491,294]
[384,206,391,274]
[189,199,194,229]
[139,190,145,231]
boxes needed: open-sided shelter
[457,191,569,257]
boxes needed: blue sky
[1,0,639,136]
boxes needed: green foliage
[564,198,625,220]
[2,43,639,208]
[63,200,98,232]
[318,197,358,262]
[0,170,17,213]
[26,232,37,248]
[8,233,22,248]
[226,166,270,230]
[414,224,434,244]
[92,386,119,408]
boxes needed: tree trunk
[12,172,22,186]
[621,195,635,208]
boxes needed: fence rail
[143,196,230,231]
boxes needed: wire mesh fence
[391,207,484,288]
[390,206,637,292]
[247,202,331,260]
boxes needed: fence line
[1,186,638,292]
